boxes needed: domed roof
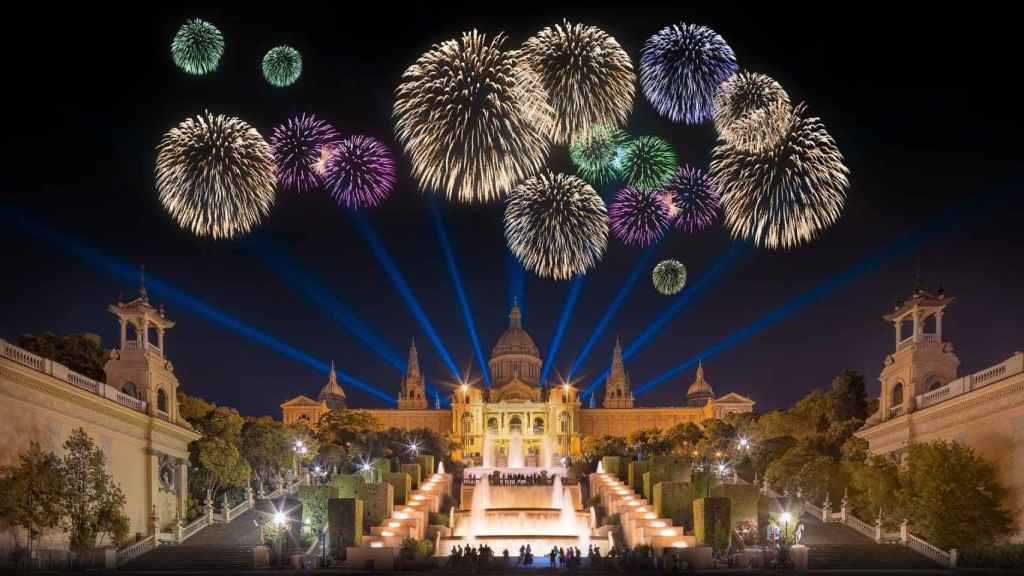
[491,304,540,359]
[686,361,715,407]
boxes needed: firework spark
[619,136,678,190]
[270,115,341,194]
[394,30,551,203]
[609,187,670,247]
[171,19,224,75]
[714,71,791,152]
[712,104,849,249]
[520,21,635,144]
[640,23,737,124]
[262,46,303,87]
[569,124,630,186]
[652,259,687,295]
[324,135,397,209]
[156,112,276,239]
[664,165,720,233]
[504,172,608,280]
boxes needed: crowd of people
[488,470,555,486]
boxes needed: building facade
[856,287,1024,540]
[282,304,754,461]
[0,284,200,554]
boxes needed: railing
[888,404,905,418]
[914,352,1023,410]
[124,340,163,356]
[228,498,252,519]
[1,338,150,414]
[117,533,156,566]
[842,512,877,541]
[907,532,955,567]
[180,515,211,541]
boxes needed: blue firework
[640,23,737,124]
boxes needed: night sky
[4,4,1022,417]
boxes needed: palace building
[282,303,755,461]
[857,285,1024,539]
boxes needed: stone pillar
[146,450,161,531]
[900,518,909,544]
[840,492,848,523]
[177,460,189,523]
[949,548,958,567]
[874,513,882,542]
[175,513,184,543]
[120,318,127,348]
[142,319,150,346]
[157,328,164,352]
[205,498,214,524]
[822,493,831,522]
[149,505,159,538]
[222,493,231,523]
[247,485,255,507]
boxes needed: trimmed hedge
[628,461,651,494]
[694,497,731,553]
[330,474,365,498]
[297,485,338,534]
[653,481,696,531]
[602,456,626,481]
[710,483,760,529]
[383,472,412,505]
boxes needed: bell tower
[877,282,959,421]
[398,340,427,409]
[105,269,180,422]
[603,338,634,408]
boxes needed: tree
[0,443,64,556]
[897,441,1013,549]
[177,392,215,425]
[316,409,381,446]
[17,332,109,382]
[241,416,293,492]
[192,437,251,501]
[582,435,628,465]
[60,428,129,550]
[627,428,672,458]
[829,370,869,422]
[665,422,704,453]
[843,453,899,520]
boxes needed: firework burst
[270,115,341,194]
[711,104,849,249]
[619,136,678,190]
[156,112,276,239]
[171,19,224,75]
[262,46,302,87]
[324,135,397,209]
[569,124,629,185]
[664,165,720,233]
[394,30,551,203]
[640,23,737,124]
[609,187,670,247]
[652,259,687,295]
[520,21,635,144]
[714,72,791,152]
[504,172,608,280]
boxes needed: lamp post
[780,512,792,547]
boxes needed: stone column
[900,518,909,544]
[146,449,161,534]
[120,318,127,348]
[177,459,189,522]
[157,328,164,352]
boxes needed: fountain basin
[451,508,591,537]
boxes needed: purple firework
[270,114,341,194]
[324,135,397,209]
[665,165,720,233]
[640,23,737,124]
[609,186,670,247]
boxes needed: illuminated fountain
[483,433,495,468]
[507,429,524,469]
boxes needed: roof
[686,362,715,399]
[714,392,755,404]
[491,303,540,359]
[281,395,321,407]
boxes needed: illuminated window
[891,383,904,406]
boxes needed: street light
[780,512,792,546]
[739,437,749,450]
[273,512,287,527]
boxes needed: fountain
[438,461,445,474]
[507,430,524,469]
[541,434,553,468]
[551,475,563,508]
[469,474,490,542]
[559,485,577,537]
[596,460,604,474]
[482,433,494,468]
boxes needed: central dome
[489,303,542,388]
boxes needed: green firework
[569,125,630,186]
[652,259,687,295]
[262,46,302,87]
[620,136,678,190]
[171,19,224,75]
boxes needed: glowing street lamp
[739,437,749,450]
[273,511,287,527]
[780,512,792,546]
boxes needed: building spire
[398,339,426,409]
[407,339,420,378]
[509,301,522,329]
[138,265,148,300]
[604,335,633,408]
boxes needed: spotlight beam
[351,212,461,383]
[583,242,747,398]
[634,203,970,397]
[5,210,395,404]
[428,197,491,387]
[249,237,406,372]
[568,243,658,380]
[540,276,586,386]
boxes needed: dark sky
[3,4,1022,417]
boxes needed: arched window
[922,314,937,334]
[926,376,943,392]
[157,388,168,412]
[462,414,473,436]
[533,417,545,435]
[299,414,310,422]
[487,417,498,433]
[899,317,914,340]
[122,381,138,398]
[509,417,522,433]
[891,382,904,407]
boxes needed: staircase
[120,508,264,571]
[799,512,943,570]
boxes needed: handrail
[180,515,211,542]
[907,532,954,566]
[117,533,156,566]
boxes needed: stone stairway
[120,508,265,571]
[799,512,943,570]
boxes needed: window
[923,314,937,334]
[899,317,914,340]
[487,417,498,433]
[891,382,904,407]
[533,417,545,435]
[462,414,473,436]
[157,388,168,412]
[122,381,138,398]
[509,417,522,433]
[299,414,310,422]
[559,411,568,433]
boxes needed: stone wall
[711,483,760,530]
[400,463,422,490]
[383,472,412,505]
[580,407,708,438]
[694,497,731,552]
[328,498,364,554]
[363,409,451,436]
[330,474,366,498]
[653,481,696,530]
